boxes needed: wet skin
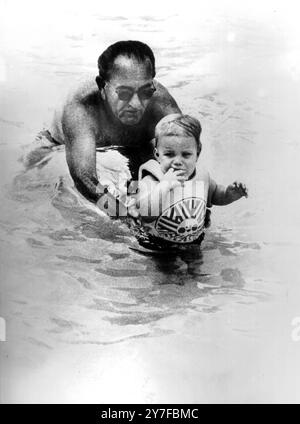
[60,55,181,203]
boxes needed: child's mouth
[171,167,185,172]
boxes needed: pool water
[1,1,300,403]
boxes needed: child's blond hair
[155,113,202,154]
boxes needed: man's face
[155,135,199,180]
[103,55,155,126]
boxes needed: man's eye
[117,89,132,101]
[139,87,156,100]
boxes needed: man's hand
[225,181,248,202]
[126,197,140,219]
[95,183,125,218]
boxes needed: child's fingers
[173,169,186,176]
[162,169,175,180]
[162,168,182,181]
[163,170,187,184]
[232,181,241,189]
[173,170,187,182]
[241,184,248,197]
[165,168,175,175]
[169,180,182,188]
[237,183,248,197]
[232,181,248,197]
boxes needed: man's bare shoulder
[51,78,100,143]
[148,80,181,117]
[65,77,100,108]
[56,79,101,145]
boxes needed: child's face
[155,135,199,179]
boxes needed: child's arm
[211,181,248,206]
[137,168,185,222]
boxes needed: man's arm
[62,103,101,202]
[147,81,182,123]
[62,102,132,217]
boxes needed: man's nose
[128,93,143,109]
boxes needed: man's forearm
[71,169,101,203]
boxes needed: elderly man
[49,40,181,209]
[38,40,211,224]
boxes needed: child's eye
[183,153,192,158]
[164,152,173,157]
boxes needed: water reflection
[9,144,268,344]
[2,8,299,402]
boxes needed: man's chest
[95,124,151,147]
[95,127,155,179]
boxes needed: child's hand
[226,181,248,202]
[161,168,186,186]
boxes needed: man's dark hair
[97,40,156,88]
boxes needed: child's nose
[173,156,183,165]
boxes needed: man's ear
[96,76,106,99]
[95,76,102,89]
